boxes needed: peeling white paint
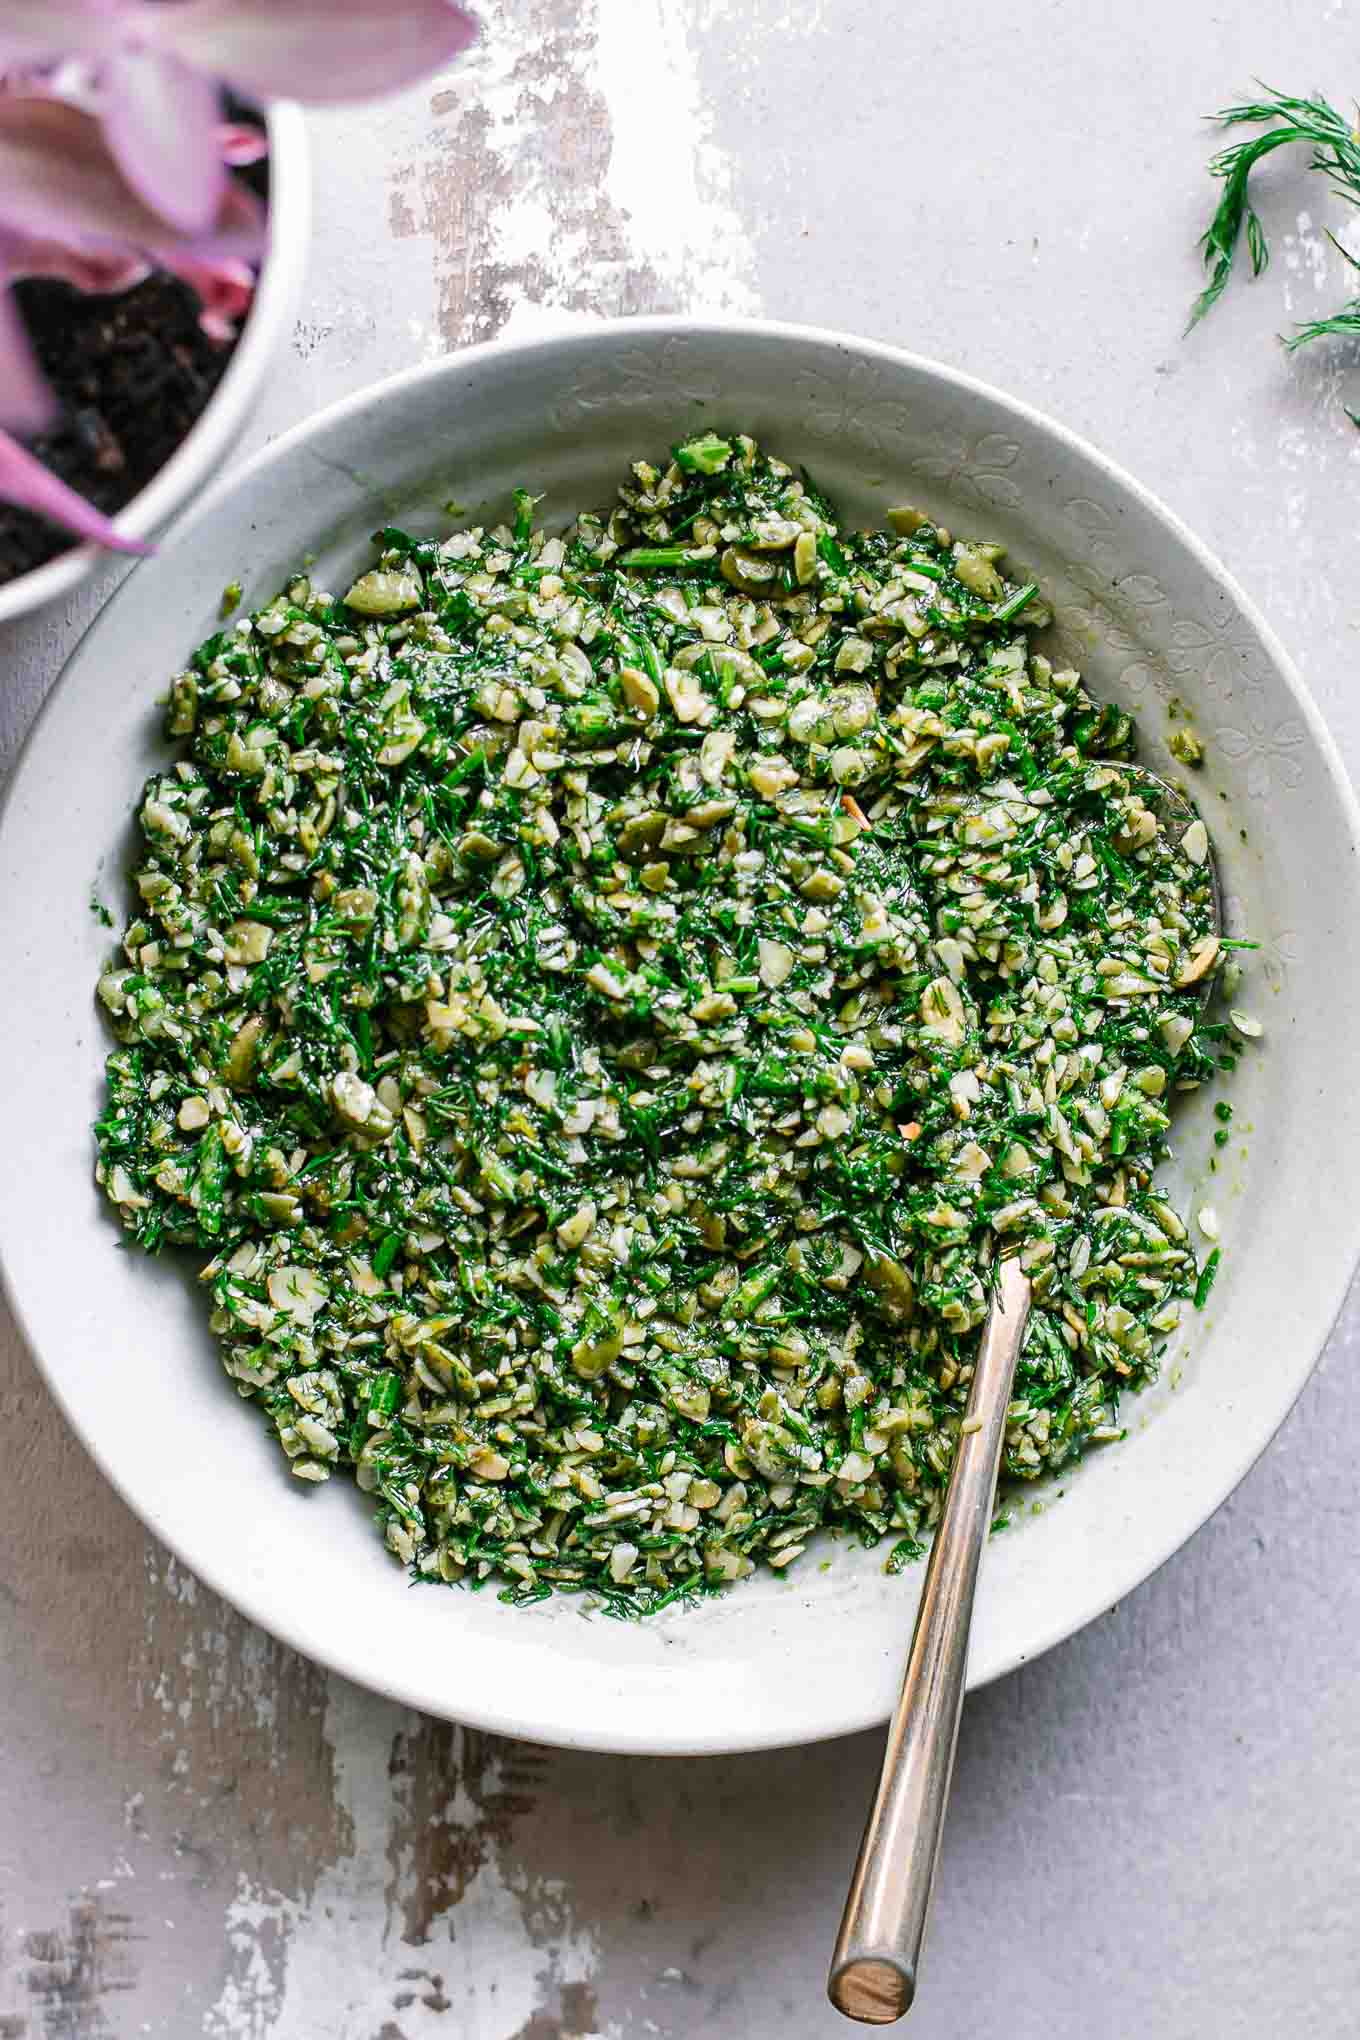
[592,0,759,314]
[206,1679,602,2039]
[416,0,759,344]
[1279,209,1333,316]
[496,300,607,343]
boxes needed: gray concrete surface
[3,3,1359,2034]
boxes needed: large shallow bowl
[3,319,1358,1754]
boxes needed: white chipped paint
[206,1677,602,2039]
[144,1550,279,1746]
[1279,209,1334,316]
[592,0,759,314]
[0,1906,24,2036]
[496,300,608,343]
[409,315,444,364]
[771,0,830,28]
[395,0,758,347]
[492,191,559,280]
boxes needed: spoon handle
[828,1257,1033,2025]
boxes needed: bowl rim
[5,314,1359,1752]
[0,100,312,629]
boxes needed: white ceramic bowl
[3,320,1357,1754]
[0,102,311,627]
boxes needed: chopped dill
[1189,84,1360,404]
[92,434,1234,1615]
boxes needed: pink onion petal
[0,95,200,251]
[217,121,269,167]
[0,427,153,554]
[0,286,56,436]
[190,176,267,266]
[0,0,123,69]
[161,255,255,343]
[196,309,236,345]
[0,97,265,265]
[145,0,478,106]
[5,232,149,294]
[100,44,225,236]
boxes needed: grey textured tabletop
[3,4,1359,2036]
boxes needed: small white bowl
[0,101,311,627]
[2,320,1357,1753]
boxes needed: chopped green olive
[93,438,1232,1614]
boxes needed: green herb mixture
[94,433,1228,1612]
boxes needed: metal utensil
[828,1255,1031,2024]
[828,765,1219,2025]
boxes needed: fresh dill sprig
[1189,84,1360,334]
[1282,231,1360,352]
[1286,301,1360,350]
